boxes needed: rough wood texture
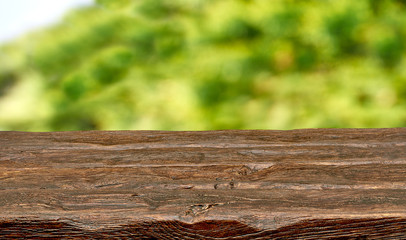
[0,128,405,239]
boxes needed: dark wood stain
[1,218,406,239]
[0,129,405,238]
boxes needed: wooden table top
[1,129,405,239]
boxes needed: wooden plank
[0,128,405,239]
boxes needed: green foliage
[96,0,130,9]
[0,0,406,131]
[325,10,362,55]
[0,71,18,97]
[219,18,262,42]
[375,35,404,68]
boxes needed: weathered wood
[0,128,405,239]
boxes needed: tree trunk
[1,129,405,239]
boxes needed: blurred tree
[0,0,405,131]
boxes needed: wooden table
[1,129,405,239]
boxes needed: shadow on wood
[2,218,406,239]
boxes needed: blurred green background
[0,0,406,131]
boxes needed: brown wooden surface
[1,128,406,239]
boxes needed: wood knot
[185,204,217,216]
[237,165,254,176]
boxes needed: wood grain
[0,129,405,239]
